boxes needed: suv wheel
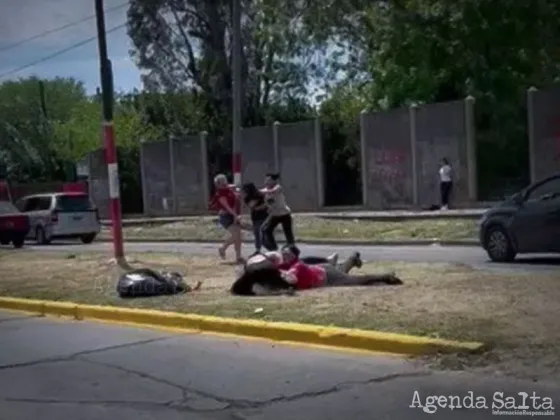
[484,226,516,262]
[80,233,96,244]
[12,235,25,249]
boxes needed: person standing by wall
[241,182,269,254]
[439,158,453,210]
[210,174,244,263]
[260,173,295,250]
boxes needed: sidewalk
[102,208,488,226]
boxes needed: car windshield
[0,201,18,214]
[56,195,92,212]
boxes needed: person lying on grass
[230,245,402,296]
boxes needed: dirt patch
[0,249,558,381]
[99,216,478,242]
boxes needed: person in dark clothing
[260,173,295,250]
[241,182,269,253]
[439,158,453,210]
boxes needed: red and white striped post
[95,0,126,265]
[104,121,124,260]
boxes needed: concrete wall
[140,135,210,216]
[140,140,172,216]
[361,108,414,208]
[171,135,209,214]
[415,99,471,207]
[276,120,322,211]
[360,98,477,209]
[528,86,560,183]
[86,149,109,219]
[240,125,275,186]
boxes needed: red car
[0,201,30,248]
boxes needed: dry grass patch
[99,216,478,242]
[0,249,558,380]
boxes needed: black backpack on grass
[117,268,190,298]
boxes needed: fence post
[139,141,149,216]
[314,117,324,208]
[168,137,177,215]
[465,96,477,201]
[527,87,538,184]
[273,121,280,173]
[200,131,210,210]
[409,104,419,206]
[359,110,368,207]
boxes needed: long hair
[241,182,260,199]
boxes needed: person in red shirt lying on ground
[274,244,403,292]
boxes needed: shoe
[218,247,226,260]
[326,252,339,266]
[351,252,363,269]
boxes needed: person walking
[439,158,453,210]
[260,173,295,251]
[241,182,269,254]
[210,174,244,263]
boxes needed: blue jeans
[252,218,265,252]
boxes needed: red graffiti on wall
[369,149,405,181]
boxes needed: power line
[0,22,127,80]
[0,2,128,54]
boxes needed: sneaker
[218,246,226,260]
[351,252,363,269]
[326,252,339,266]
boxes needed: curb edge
[96,238,480,247]
[0,297,485,356]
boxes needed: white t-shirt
[264,186,291,216]
[439,165,452,182]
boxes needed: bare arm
[260,184,282,194]
[280,269,298,285]
[218,197,237,216]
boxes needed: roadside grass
[98,216,478,242]
[0,249,558,380]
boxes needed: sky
[0,0,141,94]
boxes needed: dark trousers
[261,214,295,251]
[251,218,266,252]
[440,181,452,206]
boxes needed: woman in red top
[212,174,243,263]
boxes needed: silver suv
[16,192,101,245]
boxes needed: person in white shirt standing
[439,158,453,210]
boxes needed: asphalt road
[1,311,558,420]
[25,241,560,274]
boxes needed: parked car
[479,173,560,262]
[15,192,101,245]
[0,201,30,248]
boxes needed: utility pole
[94,0,126,266]
[232,0,242,189]
[38,80,48,119]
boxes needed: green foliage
[0,77,87,182]
[126,0,320,130]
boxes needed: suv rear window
[55,194,92,212]
[0,201,18,214]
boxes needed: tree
[126,0,321,134]
[0,77,87,182]
[51,95,163,162]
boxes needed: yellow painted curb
[0,297,484,356]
